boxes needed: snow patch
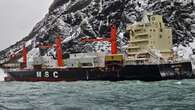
[173,39,195,60]
[25,39,32,47]
[62,27,81,43]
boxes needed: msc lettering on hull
[36,71,59,78]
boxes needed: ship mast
[22,44,27,68]
[81,24,118,54]
[55,36,63,67]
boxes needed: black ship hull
[4,62,194,81]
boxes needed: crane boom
[81,25,118,54]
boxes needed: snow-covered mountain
[0,0,195,63]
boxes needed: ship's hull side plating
[5,62,193,81]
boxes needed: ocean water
[0,70,195,110]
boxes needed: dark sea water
[0,73,195,110]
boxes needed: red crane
[22,44,27,67]
[55,36,64,67]
[22,36,64,67]
[81,25,118,54]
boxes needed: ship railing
[174,59,191,63]
[124,61,171,65]
[3,68,20,73]
[124,58,172,65]
[124,61,154,65]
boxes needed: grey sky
[0,0,53,51]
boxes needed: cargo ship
[2,15,194,81]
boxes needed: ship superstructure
[126,15,173,64]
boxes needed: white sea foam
[175,81,182,85]
[0,69,5,81]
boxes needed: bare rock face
[34,0,195,51]
[49,0,69,12]
[0,0,195,61]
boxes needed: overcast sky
[0,0,53,51]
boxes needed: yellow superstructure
[126,15,173,63]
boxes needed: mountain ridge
[0,0,195,63]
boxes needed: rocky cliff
[0,0,195,63]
